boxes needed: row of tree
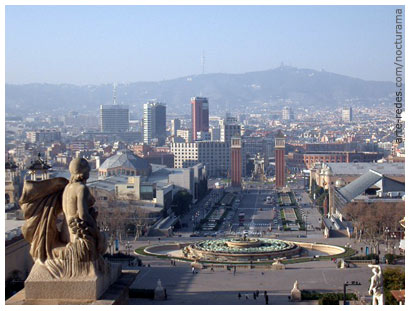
[342,201,404,253]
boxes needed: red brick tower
[231,137,242,187]
[275,130,286,188]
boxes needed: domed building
[98,149,151,178]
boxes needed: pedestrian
[171,260,173,266]
[264,291,268,305]
[192,267,195,274]
[238,293,241,300]
[211,266,214,272]
[253,292,256,300]
[164,288,167,300]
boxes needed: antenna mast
[201,50,205,75]
[113,83,117,105]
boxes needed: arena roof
[99,149,150,171]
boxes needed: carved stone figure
[368,264,384,305]
[290,280,302,301]
[252,153,266,181]
[20,158,108,279]
[154,279,166,300]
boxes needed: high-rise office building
[282,106,294,121]
[99,105,129,133]
[176,129,192,143]
[275,130,286,188]
[171,118,181,137]
[100,84,129,133]
[170,141,230,177]
[143,101,166,145]
[219,118,241,143]
[209,127,221,141]
[342,107,353,123]
[191,97,209,141]
[231,137,242,187]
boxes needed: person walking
[264,291,268,305]
[238,292,242,300]
[192,267,195,274]
[253,292,256,300]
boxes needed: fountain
[184,237,300,262]
[143,235,347,264]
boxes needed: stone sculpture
[20,158,107,278]
[19,158,120,301]
[290,280,302,301]
[368,264,384,305]
[154,279,166,300]
[271,258,285,270]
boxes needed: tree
[342,201,404,253]
[318,293,339,305]
[171,190,193,216]
[383,268,405,305]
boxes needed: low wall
[345,259,376,265]
[143,243,190,256]
[294,242,345,256]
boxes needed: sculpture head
[293,280,299,289]
[69,158,91,183]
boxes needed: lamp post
[384,227,390,251]
[304,213,308,237]
[343,281,361,305]
[125,241,132,256]
[108,235,113,255]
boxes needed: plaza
[119,186,399,305]
[127,238,375,305]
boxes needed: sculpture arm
[77,185,97,226]
[77,185,106,254]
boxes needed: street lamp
[125,241,132,256]
[305,214,308,237]
[343,281,361,305]
[384,227,390,251]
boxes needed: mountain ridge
[6,66,395,115]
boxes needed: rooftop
[325,162,404,176]
[337,170,404,202]
[99,149,150,171]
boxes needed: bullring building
[98,149,151,178]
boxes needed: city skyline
[4,2,406,306]
[6,5,401,84]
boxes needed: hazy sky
[6,5,400,84]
